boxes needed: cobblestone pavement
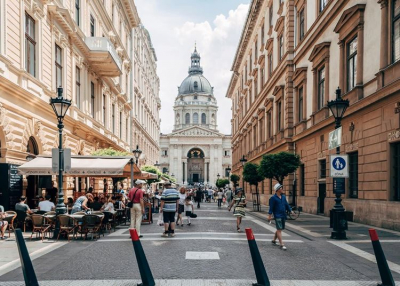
[0,202,399,285]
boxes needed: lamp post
[226,166,231,187]
[130,145,142,188]
[240,155,247,191]
[49,87,71,217]
[216,173,220,187]
[327,87,349,239]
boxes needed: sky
[135,0,251,135]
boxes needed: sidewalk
[0,232,67,277]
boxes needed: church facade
[159,48,232,186]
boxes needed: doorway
[187,148,205,184]
[192,174,199,183]
[318,183,326,214]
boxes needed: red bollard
[129,229,155,286]
[246,228,271,286]
[368,229,395,286]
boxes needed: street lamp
[130,145,142,188]
[49,87,71,217]
[327,87,349,240]
[154,161,160,169]
[239,155,247,191]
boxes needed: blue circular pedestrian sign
[332,157,346,171]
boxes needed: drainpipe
[293,142,297,206]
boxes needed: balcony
[85,37,122,77]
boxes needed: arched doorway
[26,137,41,207]
[187,148,205,184]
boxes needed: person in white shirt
[217,189,224,208]
[184,197,194,226]
[101,197,115,212]
[38,195,55,212]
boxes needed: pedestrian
[128,180,145,238]
[184,197,194,226]
[225,188,233,208]
[228,188,246,232]
[195,188,202,208]
[15,196,33,214]
[0,205,8,240]
[160,182,179,237]
[268,183,295,251]
[207,187,213,202]
[217,188,224,208]
[71,193,93,214]
[176,187,186,227]
[101,197,115,212]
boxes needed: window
[269,4,273,27]
[277,100,282,131]
[185,113,190,124]
[267,111,272,138]
[194,95,198,100]
[25,13,36,76]
[90,14,95,37]
[126,117,129,141]
[392,142,400,201]
[102,94,106,124]
[119,112,122,138]
[255,40,258,61]
[76,67,81,109]
[320,0,327,13]
[268,53,273,77]
[318,67,325,110]
[300,164,305,196]
[254,77,258,98]
[224,150,229,156]
[163,150,168,156]
[349,152,358,198]
[201,113,206,124]
[194,81,198,88]
[393,0,400,62]
[112,2,115,24]
[55,44,62,88]
[261,23,265,44]
[260,67,265,87]
[298,87,303,122]
[112,104,115,133]
[347,37,357,91]
[75,0,80,26]
[319,159,326,179]
[90,82,95,118]
[162,167,168,173]
[193,113,199,124]
[279,35,284,61]
[299,9,305,41]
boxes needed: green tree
[258,152,301,185]
[230,174,240,187]
[91,147,130,156]
[140,165,162,185]
[162,173,176,183]
[216,178,229,189]
[243,163,264,194]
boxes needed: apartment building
[0,0,139,208]
[227,0,400,230]
[133,24,161,166]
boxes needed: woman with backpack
[228,188,246,232]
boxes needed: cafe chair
[30,215,51,241]
[80,215,101,240]
[57,215,76,241]
[102,211,115,233]
[5,211,16,237]
[15,210,28,232]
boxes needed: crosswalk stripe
[97,237,304,242]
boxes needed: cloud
[136,2,250,135]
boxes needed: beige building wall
[0,0,139,203]
[227,0,400,230]
[133,24,161,166]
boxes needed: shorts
[275,218,286,230]
[178,205,184,214]
[0,221,7,227]
[163,212,176,223]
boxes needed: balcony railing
[85,37,122,77]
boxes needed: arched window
[27,136,39,155]
[201,113,206,124]
[194,81,198,88]
[193,113,199,124]
[185,113,190,124]
[162,167,168,174]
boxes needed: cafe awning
[17,156,157,180]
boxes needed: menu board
[0,163,22,210]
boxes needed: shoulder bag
[127,188,139,208]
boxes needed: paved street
[0,203,400,285]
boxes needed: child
[184,197,194,226]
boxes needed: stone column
[379,0,389,70]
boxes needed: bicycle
[287,205,301,220]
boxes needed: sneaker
[271,240,278,246]
[161,232,168,237]
[170,233,175,237]
[139,235,143,238]
[188,223,191,226]
[280,245,287,250]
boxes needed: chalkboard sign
[142,203,152,224]
[0,163,23,211]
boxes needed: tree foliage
[216,178,229,189]
[91,147,131,156]
[230,174,240,187]
[258,152,301,184]
[162,173,176,183]
[140,165,162,185]
[243,163,264,186]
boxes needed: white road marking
[97,237,304,242]
[107,228,129,237]
[329,241,400,274]
[342,240,400,243]
[285,222,323,237]
[185,251,220,260]
[251,218,290,236]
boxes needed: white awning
[18,157,132,176]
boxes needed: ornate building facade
[160,49,231,185]
[227,0,400,230]
[0,0,139,209]
[133,24,161,166]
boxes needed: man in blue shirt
[268,183,294,250]
[160,182,179,237]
